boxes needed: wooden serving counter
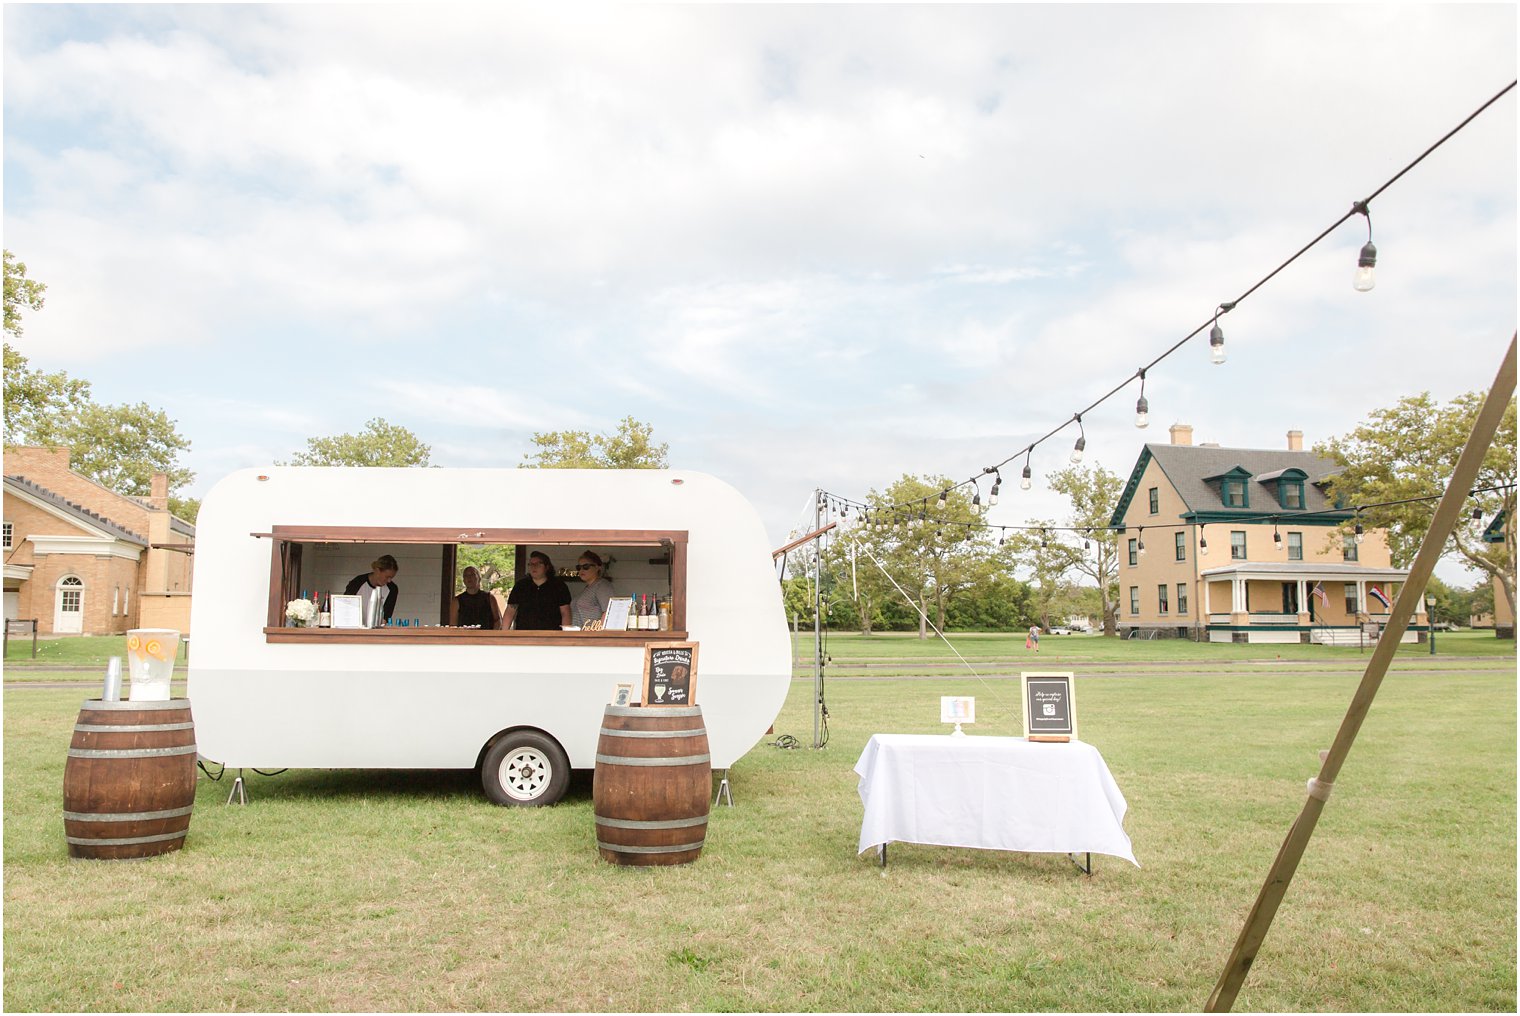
[263,627,689,647]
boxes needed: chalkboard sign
[1021,671,1077,742]
[642,641,699,707]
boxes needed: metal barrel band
[594,814,709,831]
[74,721,196,733]
[64,805,195,823]
[597,839,706,854]
[598,726,707,739]
[65,830,187,847]
[603,705,702,718]
[594,753,711,767]
[80,699,191,711]
[66,744,199,759]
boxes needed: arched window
[59,576,84,610]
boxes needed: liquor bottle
[318,593,332,628]
[642,595,655,630]
[626,595,639,631]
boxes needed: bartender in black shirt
[344,554,399,624]
[503,551,572,630]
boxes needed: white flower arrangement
[285,598,318,627]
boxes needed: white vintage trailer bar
[187,467,791,805]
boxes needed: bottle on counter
[626,596,640,631]
[643,595,656,630]
[658,598,671,631]
[318,593,332,629]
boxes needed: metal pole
[1206,334,1516,1012]
[1427,595,1436,656]
[813,490,824,749]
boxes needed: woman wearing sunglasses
[570,551,616,628]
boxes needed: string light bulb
[937,489,948,508]
[1199,529,1209,556]
[1273,527,1283,551]
[988,469,1001,506]
[1137,527,1147,557]
[1210,301,1234,365]
[1071,415,1087,463]
[1353,201,1377,292]
[1135,369,1150,429]
[1021,453,1033,491]
[1354,521,1365,545]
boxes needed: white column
[1233,578,1246,613]
[1356,580,1367,615]
[1203,579,1212,615]
[1296,579,1307,614]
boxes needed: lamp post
[1426,594,1437,656]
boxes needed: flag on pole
[1369,585,1391,609]
[1311,582,1329,607]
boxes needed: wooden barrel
[63,699,197,860]
[594,705,711,866]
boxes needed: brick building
[3,446,195,635]
[1110,425,1425,644]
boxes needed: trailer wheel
[481,731,570,806]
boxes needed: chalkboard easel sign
[1021,671,1077,742]
[642,642,699,707]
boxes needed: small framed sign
[330,594,364,629]
[642,641,698,707]
[1021,671,1077,742]
[611,682,634,707]
[603,597,633,632]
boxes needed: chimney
[1287,430,1303,452]
[150,473,169,511]
[1169,424,1193,446]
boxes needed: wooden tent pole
[1205,333,1517,1012]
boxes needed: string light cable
[824,79,1515,521]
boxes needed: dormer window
[1204,466,1253,510]
[1255,467,1308,511]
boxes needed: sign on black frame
[642,641,698,707]
[1021,671,1077,742]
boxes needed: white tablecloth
[854,734,1138,866]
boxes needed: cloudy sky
[4,4,1515,579]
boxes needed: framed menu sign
[642,642,698,707]
[1021,671,1077,742]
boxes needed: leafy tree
[833,475,1002,637]
[457,544,517,595]
[523,416,668,469]
[1044,464,1123,635]
[1471,578,1495,620]
[1421,574,1473,627]
[4,342,91,447]
[1317,391,1516,622]
[4,343,196,508]
[4,250,46,338]
[65,401,194,497]
[1008,522,1085,631]
[284,418,432,467]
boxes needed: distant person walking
[1026,625,1040,652]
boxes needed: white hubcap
[498,747,551,801]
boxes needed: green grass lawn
[3,658,1513,1012]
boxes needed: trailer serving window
[260,526,688,645]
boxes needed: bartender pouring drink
[503,551,571,630]
[345,555,399,625]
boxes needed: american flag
[1311,582,1329,607]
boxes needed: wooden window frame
[262,526,690,647]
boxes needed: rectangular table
[854,733,1138,867]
